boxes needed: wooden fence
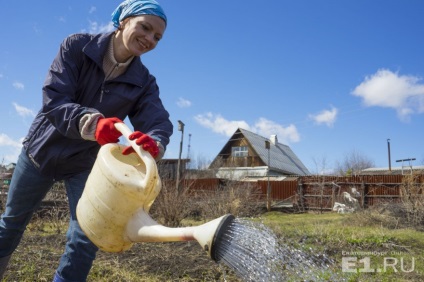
[298,175,408,210]
[2,175,421,214]
[185,174,424,211]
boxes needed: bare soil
[7,225,241,282]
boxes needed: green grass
[3,211,423,281]
[259,211,424,282]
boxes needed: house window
[232,146,248,157]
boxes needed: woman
[0,1,173,281]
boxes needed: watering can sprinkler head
[195,213,235,261]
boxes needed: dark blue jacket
[23,32,173,180]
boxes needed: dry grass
[150,180,262,227]
[3,178,424,281]
[4,215,240,282]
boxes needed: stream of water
[214,218,342,281]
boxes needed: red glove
[122,131,159,158]
[95,117,123,145]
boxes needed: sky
[0,0,423,173]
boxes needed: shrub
[399,174,424,229]
[149,179,194,227]
[194,180,263,220]
[347,174,424,231]
[150,179,263,226]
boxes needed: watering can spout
[126,209,235,260]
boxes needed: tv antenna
[395,158,416,175]
[186,133,192,159]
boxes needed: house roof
[213,128,310,176]
[239,128,310,176]
[158,159,190,165]
[360,166,424,175]
[0,172,12,179]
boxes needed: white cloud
[89,6,97,14]
[13,81,24,90]
[0,134,21,148]
[13,103,35,118]
[194,113,300,144]
[84,21,115,34]
[253,118,300,143]
[352,69,424,121]
[176,97,192,108]
[309,106,338,127]
[0,134,23,164]
[195,113,249,136]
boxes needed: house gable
[210,129,265,169]
[210,128,310,177]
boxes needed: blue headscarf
[111,0,167,28]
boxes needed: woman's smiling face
[119,14,166,58]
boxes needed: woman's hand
[122,131,159,158]
[95,117,123,145]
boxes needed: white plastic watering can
[76,123,234,260]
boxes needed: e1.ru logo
[342,257,415,273]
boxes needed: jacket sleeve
[41,34,101,140]
[128,74,173,151]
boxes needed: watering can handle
[114,122,156,168]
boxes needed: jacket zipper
[100,63,120,103]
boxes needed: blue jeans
[0,149,98,281]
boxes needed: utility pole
[265,140,271,212]
[186,133,191,160]
[387,139,391,171]
[176,120,185,192]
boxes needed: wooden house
[209,128,310,180]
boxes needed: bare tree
[310,156,332,213]
[335,149,375,176]
[194,154,212,170]
[150,179,194,227]
[185,154,215,179]
[311,156,332,175]
[196,181,262,219]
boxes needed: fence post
[298,179,305,211]
[361,180,366,208]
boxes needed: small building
[209,128,310,180]
[157,158,190,180]
[5,163,16,171]
[361,165,424,175]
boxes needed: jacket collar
[83,32,147,87]
[83,32,112,67]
